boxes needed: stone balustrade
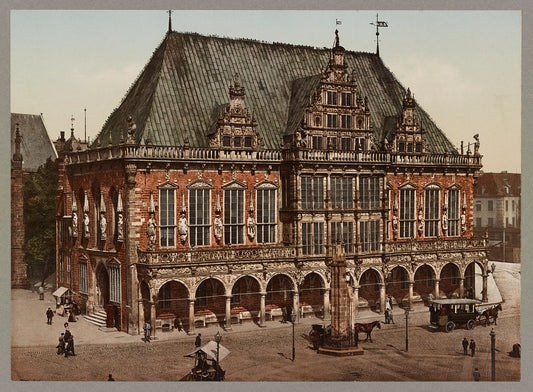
[65,144,480,168]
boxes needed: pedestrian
[57,333,65,355]
[473,368,481,381]
[46,307,54,325]
[143,322,151,343]
[462,337,469,355]
[65,335,75,357]
[384,309,390,324]
[281,307,287,323]
[107,374,115,381]
[195,333,202,347]
[469,339,476,357]
[38,285,44,300]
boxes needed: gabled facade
[56,29,488,335]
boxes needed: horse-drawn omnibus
[428,298,482,332]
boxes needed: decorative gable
[209,74,264,151]
[391,88,427,154]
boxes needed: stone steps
[83,310,107,328]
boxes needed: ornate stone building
[56,28,487,335]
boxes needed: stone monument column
[225,296,232,331]
[259,292,266,327]
[188,298,196,335]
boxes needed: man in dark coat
[462,337,469,355]
[195,333,202,347]
[46,307,54,325]
[65,335,75,357]
[469,339,476,357]
[143,322,151,343]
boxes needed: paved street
[11,262,520,381]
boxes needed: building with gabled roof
[56,28,488,336]
[11,113,58,288]
[474,171,520,262]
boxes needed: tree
[23,157,58,284]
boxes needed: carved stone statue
[72,211,78,238]
[117,212,124,242]
[99,212,107,241]
[83,212,90,239]
[417,209,424,236]
[178,214,188,244]
[147,212,156,248]
[392,213,399,238]
[460,209,466,235]
[214,216,223,242]
[247,215,256,240]
[441,209,448,234]
[473,134,480,156]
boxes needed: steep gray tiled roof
[286,75,322,137]
[11,113,57,171]
[96,31,457,154]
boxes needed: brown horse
[482,303,502,326]
[354,321,381,342]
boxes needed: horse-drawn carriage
[429,299,481,332]
[429,299,502,332]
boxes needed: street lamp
[290,312,296,361]
[490,328,496,381]
[404,307,410,352]
[215,331,222,366]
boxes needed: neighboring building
[11,113,58,288]
[474,172,521,262]
[56,28,488,335]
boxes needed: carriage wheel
[467,319,476,330]
[445,321,455,333]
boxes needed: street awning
[52,287,71,299]
[184,341,230,362]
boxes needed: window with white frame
[448,189,460,236]
[302,222,324,255]
[79,261,88,294]
[256,186,277,243]
[109,265,121,303]
[224,187,244,245]
[424,188,440,237]
[301,176,324,209]
[189,186,211,247]
[360,220,380,252]
[331,221,353,253]
[159,188,176,247]
[399,188,415,238]
[331,177,353,209]
[360,177,380,209]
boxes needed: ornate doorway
[95,264,109,310]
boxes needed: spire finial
[370,13,388,56]
[335,29,339,47]
[70,115,75,137]
[167,10,172,32]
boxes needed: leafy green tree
[23,157,58,284]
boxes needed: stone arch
[266,274,295,309]
[440,262,461,298]
[94,262,109,309]
[413,264,437,301]
[299,272,325,318]
[358,267,382,310]
[464,261,485,300]
[157,280,189,323]
[385,265,411,307]
[194,277,226,317]
[230,275,262,323]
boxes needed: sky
[10,10,521,173]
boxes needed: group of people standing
[462,337,476,356]
[57,322,76,357]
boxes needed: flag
[336,19,342,25]
[377,21,388,27]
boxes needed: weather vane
[370,13,388,56]
[167,10,173,32]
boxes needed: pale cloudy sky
[10,10,521,173]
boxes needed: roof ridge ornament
[167,10,173,33]
[370,13,388,56]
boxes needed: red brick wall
[387,173,475,241]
